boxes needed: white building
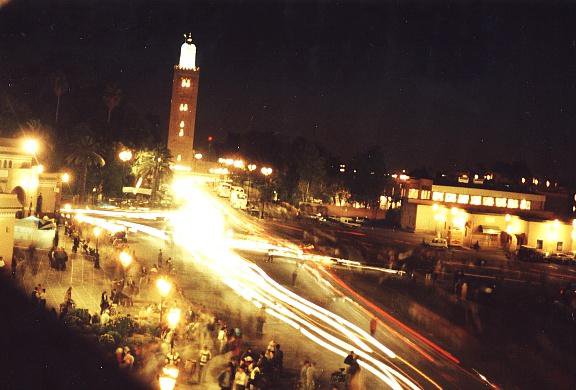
[0,137,62,215]
[400,183,576,253]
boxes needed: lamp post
[93,227,101,251]
[156,277,172,325]
[260,167,273,219]
[159,365,179,390]
[166,307,181,354]
[119,250,133,279]
[118,149,133,199]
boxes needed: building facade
[0,194,22,262]
[167,34,200,167]
[399,177,576,253]
[0,137,62,215]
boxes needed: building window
[536,240,543,249]
[557,242,563,251]
[420,190,431,200]
[179,103,188,111]
[457,194,469,204]
[8,161,12,168]
[507,199,519,209]
[482,197,494,207]
[495,198,507,207]
[408,189,419,199]
[179,129,184,137]
[177,154,182,162]
[520,199,531,210]
[444,193,457,203]
[470,195,481,205]
[432,192,444,202]
[179,121,185,128]
[181,78,191,88]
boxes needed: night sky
[2,1,576,179]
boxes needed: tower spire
[179,33,197,70]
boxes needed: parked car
[428,237,448,249]
[517,245,547,263]
[546,252,575,265]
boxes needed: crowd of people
[216,338,285,390]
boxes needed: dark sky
[2,1,576,179]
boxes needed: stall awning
[480,225,501,235]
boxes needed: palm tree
[131,145,173,203]
[53,73,69,124]
[103,84,122,124]
[65,135,106,203]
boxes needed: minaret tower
[167,33,200,167]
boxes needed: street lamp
[22,138,39,155]
[167,307,181,329]
[194,153,203,160]
[119,250,133,269]
[93,227,102,251]
[118,149,133,162]
[259,167,273,218]
[61,172,70,183]
[156,277,172,325]
[248,164,257,172]
[159,365,179,390]
[166,307,181,355]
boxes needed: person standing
[369,317,377,336]
[157,249,163,269]
[233,366,248,390]
[94,249,100,269]
[100,291,110,315]
[121,346,135,370]
[64,286,72,304]
[39,288,47,307]
[273,344,284,377]
[305,361,317,390]
[198,345,212,383]
[11,253,17,278]
[218,325,228,354]
[217,366,233,390]
[300,361,310,389]
[248,363,262,390]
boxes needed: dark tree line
[217,131,388,208]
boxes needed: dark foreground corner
[0,274,147,390]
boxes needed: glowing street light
[166,307,181,330]
[156,277,172,297]
[158,375,177,390]
[194,153,203,160]
[119,251,133,269]
[93,226,102,250]
[61,172,71,183]
[248,164,257,172]
[35,164,44,174]
[22,138,39,155]
[118,149,133,162]
[159,365,179,390]
[260,167,273,176]
[156,277,173,324]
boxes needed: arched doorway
[11,186,26,206]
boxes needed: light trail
[74,186,422,389]
[71,185,490,389]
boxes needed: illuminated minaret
[167,33,200,167]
